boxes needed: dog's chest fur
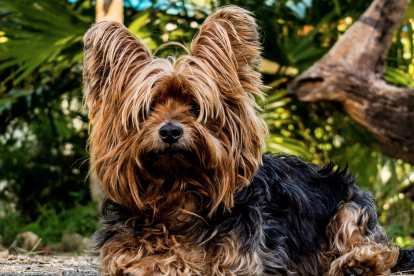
[97,219,266,275]
[94,154,355,275]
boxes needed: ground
[0,255,412,275]
[0,255,98,275]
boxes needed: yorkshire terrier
[83,6,414,276]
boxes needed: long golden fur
[84,7,266,217]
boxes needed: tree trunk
[288,0,414,165]
[96,0,123,23]
[89,0,124,209]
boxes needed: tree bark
[288,0,414,165]
[90,0,124,209]
[96,0,123,23]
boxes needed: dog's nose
[159,123,183,144]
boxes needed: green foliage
[0,0,92,219]
[0,202,100,246]
[0,210,24,246]
[216,0,370,74]
[0,66,90,218]
[0,0,91,85]
[395,236,414,249]
[24,202,100,245]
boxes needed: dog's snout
[159,123,183,144]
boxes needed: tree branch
[288,0,414,165]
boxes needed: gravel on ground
[1,255,413,275]
[0,255,98,276]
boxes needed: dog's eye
[141,104,154,119]
[190,103,200,117]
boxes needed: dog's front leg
[321,200,398,276]
[99,235,208,276]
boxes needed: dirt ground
[0,255,98,275]
[1,255,413,275]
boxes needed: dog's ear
[83,21,152,120]
[190,7,266,200]
[190,6,262,98]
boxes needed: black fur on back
[391,249,414,274]
[93,153,396,275]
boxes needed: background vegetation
[0,0,413,250]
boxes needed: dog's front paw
[345,266,371,276]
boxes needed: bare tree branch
[288,0,414,165]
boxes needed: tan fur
[84,6,267,275]
[83,7,267,216]
[321,202,399,276]
[100,227,263,276]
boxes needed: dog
[83,6,414,276]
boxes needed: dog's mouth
[142,147,200,169]
[157,148,193,155]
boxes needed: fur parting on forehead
[175,56,226,119]
[120,56,227,130]
[120,58,172,129]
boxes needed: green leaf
[290,11,336,57]
[332,0,341,16]
[0,0,89,85]
[129,9,152,36]
[8,89,33,98]
[385,67,414,87]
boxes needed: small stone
[16,231,41,251]
[0,242,7,251]
[0,249,8,258]
[61,233,87,252]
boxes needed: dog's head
[83,6,267,217]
